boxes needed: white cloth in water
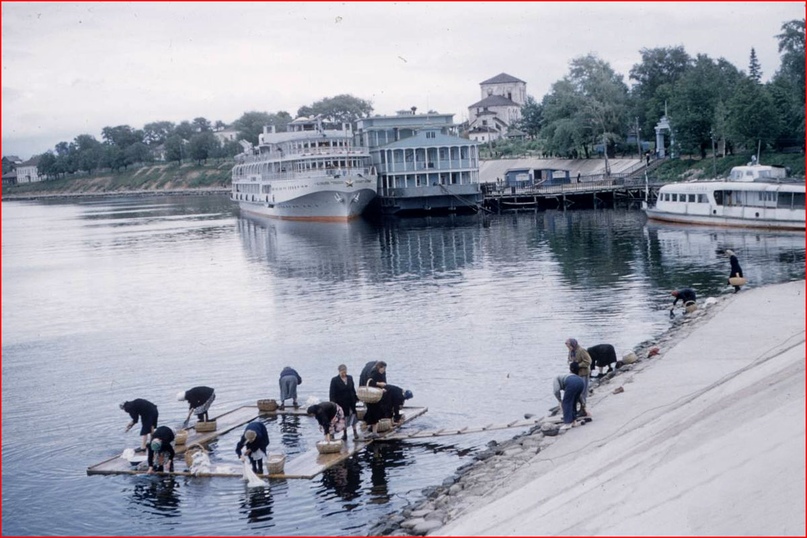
[190,450,212,476]
[242,460,268,487]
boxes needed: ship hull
[236,188,376,221]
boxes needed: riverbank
[382,280,805,536]
[1,187,229,201]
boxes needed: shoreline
[372,280,806,536]
[1,187,230,201]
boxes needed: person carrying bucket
[726,250,744,293]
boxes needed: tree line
[517,19,805,160]
[34,94,373,180]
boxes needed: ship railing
[235,149,371,164]
[382,159,476,173]
[233,168,375,182]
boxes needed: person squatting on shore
[554,361,585,425]
[236,421,270,474]
[177,386,216,426]
[670,288,697,316]
[121,398,159,452]
[727,250,744,293]
[565,338,592,414]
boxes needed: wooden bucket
[257,399,278,412]
[377,418,393,433]
[195,420,217,433]
[184,443,206,468]
[267,454,286,474]
[685,301,697,313]
[174,430,188,445]
[316,440,343,454]
[729,277,747,287]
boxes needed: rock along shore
[369,280,806,536]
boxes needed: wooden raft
[374,417,544,441]
[281,406,429,479]
[87,405,429,479]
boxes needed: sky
[2,2,804,159]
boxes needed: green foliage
[232,111,292,145]
[296,94,373,126]
[748,48,763,83]
[188,132,219,163]
[518,95,543,138]
[725,77,781,150]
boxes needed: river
[2,194,804,535]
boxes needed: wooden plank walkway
[87,405,429,480]
[374,417,545,441]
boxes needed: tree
[232,111,292,145]
[296,94,373,126]
[101,125,142,149]
[725,77,780,150]
[124,142,153,166]
[629,46,692,136]
[73,134,104,174]
[37,152,58,179]
[192,117,212,132]
[143,121,175,146]
[164,135,185,163]
[669,54,742,158]
[174,121,196,141]
[748,48,763,83]
[770,18,806,148]
[518,96,543,138]
[188,132,218,163]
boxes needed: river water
[2,194,804,535]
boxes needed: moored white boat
[644,163,805,230]
[231,116,377,221]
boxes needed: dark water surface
[2,195,804,535]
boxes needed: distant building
[467,73,526,143]
[214,127,238,144]
[15,156,41,183]
[2,169,17,186]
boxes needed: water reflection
[130,476,181,517]
[239,484,274,524]
[319,457,363,508]
[279,414,303,453]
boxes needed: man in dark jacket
[329,364,359,440]
[121,398,159,453]
[177,386,216,426]
[278,367,302,410]
[236,421,270,474]
[147,425,175,474]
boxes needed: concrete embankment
[380,280,805,536]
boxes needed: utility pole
[635,117,642,158]
[711,131,717,178]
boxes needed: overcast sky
[2,2,803,159]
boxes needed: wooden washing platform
[374,417,545,441]
[87,405,429,480]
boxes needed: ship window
[698,194,707,203]
[794,192,806,208]
[777,192,794,208]
[688,194,696,203]
[714,191,724,205]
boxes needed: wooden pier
[87,405,429,480]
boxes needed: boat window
[671,193,678,202]
[714,191,724,205]
[793,192,806,209]
[698,194,707,203]
[777,192,794,208]
[688,194,696,203]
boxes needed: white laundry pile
[242,460,268,487]
[189,450,212,476]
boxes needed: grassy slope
[653,152,805,181]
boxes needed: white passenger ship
[644,163,805,230]
[231,116,377,221]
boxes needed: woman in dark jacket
[329,364,359,440]
[363,361,387,439]
[147,425,175,474]
[306,401,345,441]
[236,421,270,474]
[381,384,413,423]
[177,386,216,425]
[121,398,159,452]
